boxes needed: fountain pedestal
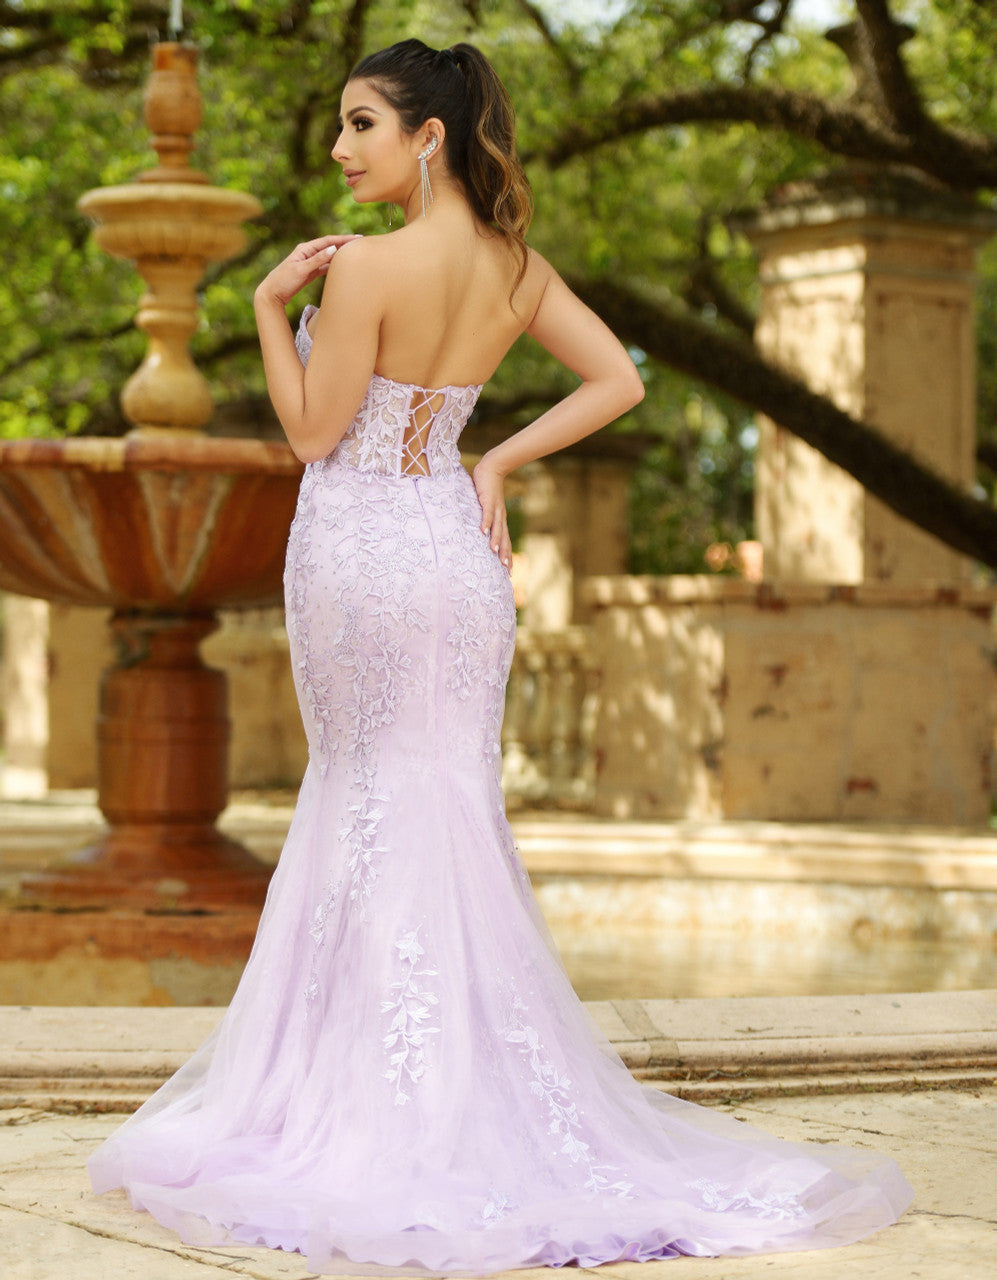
[26,613,270,910]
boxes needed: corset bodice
[295,306,482,478]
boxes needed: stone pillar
[47,604,109,789]
[519,456,632,630]
[1,595,49,798]
[744,171,997,584]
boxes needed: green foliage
[2,0,997,572]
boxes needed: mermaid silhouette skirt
[88,312,912,1272]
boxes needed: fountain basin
[0,436,301,610]
[78,184,261,262]
[0,436,303,909]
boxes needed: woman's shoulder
[325,233,378,274]
[319,233,399,309]
[326,228,431,289]
[522,247,556,288]
[513,247,558,323]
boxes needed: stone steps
[3,991,994,1112]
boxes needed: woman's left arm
[254,235,382,463]
[472,264,644,570]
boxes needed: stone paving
[1,1089,994,1279]
[4,993,997,1110]
[1,993,996,1278]
[2,796,996,1275]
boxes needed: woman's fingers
[499,523,513,570]
[294,234,341,256]
[290,234,362,266]
[485,500,512,570]
[258,234,364,303]
[472,460,512,571]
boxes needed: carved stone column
[741,169,997,583]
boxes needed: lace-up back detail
[400,388,446,477]
[295,306,481,478]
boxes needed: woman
[89,39,912,1273]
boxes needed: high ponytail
[349,39,533,296]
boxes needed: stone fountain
[0,43,302,916]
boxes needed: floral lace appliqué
[503,996,633,1198]
[479,1190,516,1227]
[382,928,440,1106]
[437,485,516,707]
[689,1177,807,1222]
[285,471,339,771]
[295,307,481,480]
[303,880,340,1013]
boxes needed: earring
[418,137,438,218]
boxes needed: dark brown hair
[349,39,533,293]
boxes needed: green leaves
[3,0,997,567]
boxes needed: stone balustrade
[7,590,996,826]
[501,626,598,809]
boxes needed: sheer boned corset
[295,306,482,478]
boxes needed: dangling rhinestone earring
[418,137,438,218]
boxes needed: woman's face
[332,80,417,205]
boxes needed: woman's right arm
[254,234,379,464]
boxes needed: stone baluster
[576,648,601,800]
[502,627,598,810]
[501,645,534,801]
[547,643,576,801]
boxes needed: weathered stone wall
[0,596,49,798]
[201,609,306,787]
[46,604,108,790]
[587,576,996,825]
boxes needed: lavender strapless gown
[88,308,912,1273]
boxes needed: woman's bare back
[307,211,550,391]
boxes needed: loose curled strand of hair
[449,43,533,294]
[349,39,534,299]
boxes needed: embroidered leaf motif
[382,927,441,1107]
[503,996,634,1201]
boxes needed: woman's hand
[255,234,362,308]
[472,455,512,573]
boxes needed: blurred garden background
[5,0,997,575]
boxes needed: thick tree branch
[0,1,300,70]
[513,0,581,84]
[681,259,757,336]
[196,332,260,367]
[0,34,62,67]
[570,276,997,569]
[290,91,323,181]
[0,1,161,39]
[0,317,136,379]
[977,440,997,475]
[854,0,925,133]
[473,387,561,426]
[536,82,997,190]
[740,0,792,78]
[341,0,374,76]
[682,217,757,336]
